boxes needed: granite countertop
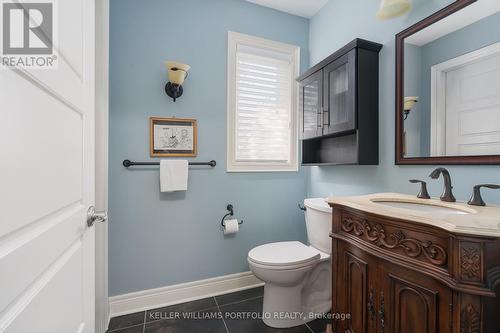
[327,193,500,237]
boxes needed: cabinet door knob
[323,107,330,126]
[317,112,324,128]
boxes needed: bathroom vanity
[328,193,500,333]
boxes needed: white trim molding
[109,271,263,317]
[95,0,110,332]
[226,31,300,172]
[430,41,500,156]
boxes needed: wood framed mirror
[395,0,500,164]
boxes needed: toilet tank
[304,198,332,254]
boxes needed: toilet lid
[248,241,321,267]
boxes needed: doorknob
[87,206,108,227]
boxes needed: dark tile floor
[107,287,330,333]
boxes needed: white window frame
[227,31,300,172]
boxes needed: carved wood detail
[341,217,447,266]
[460,304,480,333]
[460,244,481,281]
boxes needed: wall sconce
[376,0,411,20]
[403,96,418,120]
[165,61,190,102]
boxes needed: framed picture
[150,117,197,157]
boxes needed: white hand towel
[160,160,189,192]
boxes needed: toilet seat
[248,241,321,269]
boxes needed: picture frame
[150,117,197,157]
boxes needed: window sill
[226,165,299,173]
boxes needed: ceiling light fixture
[376,0,412,20]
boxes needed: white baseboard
[105,313,111,333]
[109,271,263,317]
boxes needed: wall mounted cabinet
[297,39,382,165]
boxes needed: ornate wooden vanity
[328,194,500,333]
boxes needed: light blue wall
[109,0,309,296]
[307,0,500,202]
[404,43,422,157]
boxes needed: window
[227,31,300,172]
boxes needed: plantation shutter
[234,44,293,162]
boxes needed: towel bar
[123,159,216,168]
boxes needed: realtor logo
[1,0,57,68]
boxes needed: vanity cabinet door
[299,70,323,139]
[335,241,379,333]
[323,49,356,135]
[380,264,453,333]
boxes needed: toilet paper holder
[221,204,243,227]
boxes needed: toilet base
[262,284,306,328]
[260,260,331,328]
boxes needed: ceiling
[246,0,329,18]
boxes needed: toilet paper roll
[223,218,239,235]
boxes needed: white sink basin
[372,200,471,215]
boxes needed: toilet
[247,198,332,328]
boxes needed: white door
[445,52,500,156]
[0,0,96,332]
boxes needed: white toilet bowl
[247,198,332,328]
[248,241,331,328]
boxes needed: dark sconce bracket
[165,82,183,102]
[403,109,410,121]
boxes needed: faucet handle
[409,180,431,199]
[468,184,500,206]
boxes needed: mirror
[396,0,500,164]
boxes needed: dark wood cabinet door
[382,265,453,333]
[336,242,378,333]
[323,49,356,135]
[299,70,323,139]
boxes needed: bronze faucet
[429,168,456,202]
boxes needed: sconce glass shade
[376,0,411,20]
[165,61,191,85]
[403,96,418,120]
[404,96,418,111]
